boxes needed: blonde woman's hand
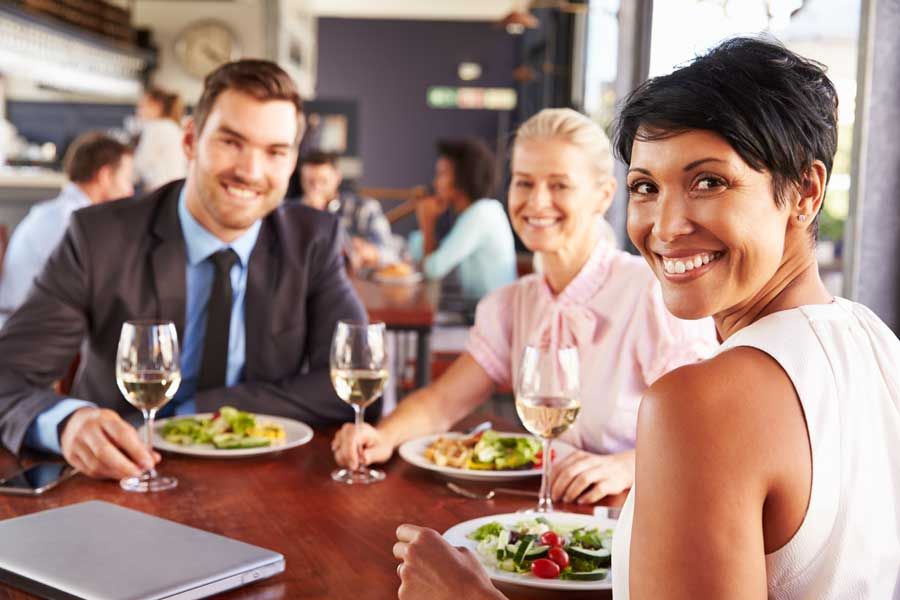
[330,422,394,469]
[550,449,634,504]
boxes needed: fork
[445,481,538,500]
[447,482,624,518]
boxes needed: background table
[352,277,439,388]
[0,417,621,600]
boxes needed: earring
[797,214,807,222]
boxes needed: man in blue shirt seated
[299,150,399,269]
[0,133,134,323]
[0,59,370,480]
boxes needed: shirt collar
[177,185,261,267]
[542,240,614,306]
[59,183,93,208]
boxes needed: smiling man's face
[183,88,301,242]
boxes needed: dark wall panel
[6,101,133,163]
[316,18,517,189]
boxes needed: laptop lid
[0,500,284,600]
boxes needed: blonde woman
[332,108,716,503]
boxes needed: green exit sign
[427,86,517,110]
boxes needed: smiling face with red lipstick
[625,128,807,325]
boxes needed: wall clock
[173,20,241,79]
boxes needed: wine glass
[515,345,581,512]
[330,320,389,484]
[116,320,182,493]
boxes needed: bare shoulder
[638,346,800,469]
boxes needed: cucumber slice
[563,568,609,581]
[567,546,611,560]
[523,544,549,560]
[498,558,517,572]
[212,433,271,449]
[513,539,533,564]
[567,545,611,568]
[497,529,511,549]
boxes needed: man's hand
[550,449,634,504]
[394,525,506,600]
[60,407,160,479]
[331,422,394,469]
[351,237,381,268]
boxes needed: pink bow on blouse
[536,302,606,350]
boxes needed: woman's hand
[550,449,635,504]
[394,525,507,600]
[415,195,448,227]
[330,422,394,469]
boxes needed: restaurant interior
[0,0,897,599]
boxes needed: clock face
[173,20,240,79]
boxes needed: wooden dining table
[351,276,440,388]
[0,416,621,600]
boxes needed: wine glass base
[331,467,385,485]
[120,474,178,493]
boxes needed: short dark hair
[436,138,496,200]
[63,132,132,183]
[193,59,304,142]
[301,150,339,168]
[613,36,838,234]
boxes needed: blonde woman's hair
[516,108,618,259]
[513,108,614,176]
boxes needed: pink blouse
[466,242,718,454]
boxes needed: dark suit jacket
[0,180,370,454]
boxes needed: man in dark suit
[0,60,370,480]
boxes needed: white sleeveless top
[612,298,900,599]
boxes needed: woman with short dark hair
[392,36,900,600]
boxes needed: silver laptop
[0,500,284,600]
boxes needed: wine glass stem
[142,408,158,479]
[538,437,553,512]
[353,404,366,476]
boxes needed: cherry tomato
[547,546,570,570]
[530,558,560,579]
[539,531,562,547]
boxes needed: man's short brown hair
[301,150,339,168]
[192,59,304,143]
[63,132,132,184]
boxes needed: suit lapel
[244,217,278,380]
[149,183,187,339]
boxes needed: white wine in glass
[515,345,580,512]
[330,368,389,409]
[116,320,181,493]
[330,320,388,484]
[515,395,581,439]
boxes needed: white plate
[398,431,573,482]
[443,511,615,591]
[371,270,424,285]
[147,413,314,457]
